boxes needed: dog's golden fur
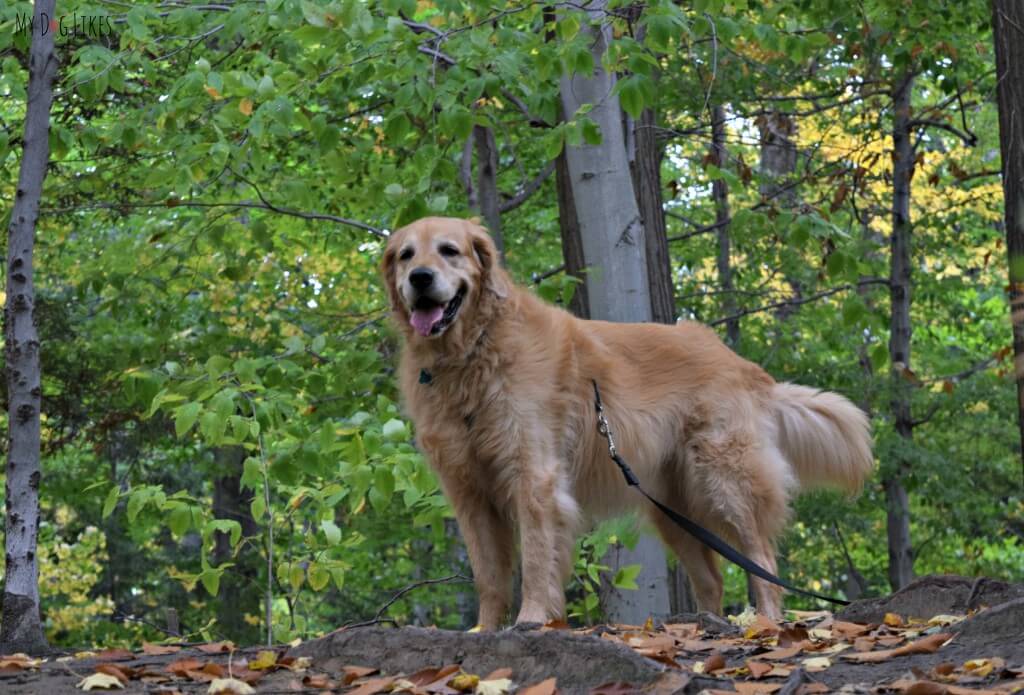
[383,216,874,627]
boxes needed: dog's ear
[470,225,508,299]
[380,244,406,315]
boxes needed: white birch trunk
[559,0,670,624]
[2,0,57,655]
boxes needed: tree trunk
[555,147,590,319]
[885,71,916,592]
[560,0,670,624]
[1,0,57,656]
[630,108,676,324]
[711,105,739,348]
[212,447,261,643]
[993,0,1024,482]
[758,110,804,318]
[473,125,504,259]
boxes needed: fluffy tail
[771,383,874,494]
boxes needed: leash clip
[592,380,617,458]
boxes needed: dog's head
[382,217,507,343]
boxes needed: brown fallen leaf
[142,642,182,656]
[342,665,379,685]
[745,614,782,639]
[408,664,460,687]
[904,681,947,695]
[841,632,952,663]
[0,653,44,671]
[704,651,727,674]
[831,620,873,638]
[933,662,956,676]
[95,649,135,662]
[519,677,557,695]
[734,683,782,695]
[347,676,397,695]
[778,625,810,647]
[166,658,205,677]
[484,667,513,681]
[746,660,773,679]
[757,644,804,660]
[795,684,829,695]
[853,636,875,652]
[543,619,571,630]
[197,641,235,654]
[884,613,904,627]
[95,664,132,684]
[302,673,335,689]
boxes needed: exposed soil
[2,575,1022,694]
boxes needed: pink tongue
[410,306,444,336]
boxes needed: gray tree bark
[1,0,58,656]
[993,0,1024,483]
[555,145,590,319]
[212,447,261,643]
[473,125,504,259]
[710,105,739,348]
[885,71,916,592]
[630,108,675,324]
[559,0,670,624]
[758,110,804,318]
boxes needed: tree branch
[909,118,978,147]
[500,161,556,213]
[40,200,384,237]
[707,278,889,326]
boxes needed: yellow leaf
[78,673,125,690]
[475,678,513,695]
[208,678,256,694]
[239,98,253,116]
[204,85,222,100]
[927,614,964,627]
[883,612,903,627]
[449,673,480,691]
[248,650,277,670]
[802,656,832,672]
[466,624,484,633]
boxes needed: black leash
[591,380,850,608]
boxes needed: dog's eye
[439,244,460,258]
[399,248,414,261]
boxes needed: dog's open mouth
[409,286,465,337]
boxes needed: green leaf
[321,519,342,546]
[308,562,330,591]
[612,563,642,590]
[168,504,192,538]
[618,77,644,119]
[174,402,201,438]
[102,486,120,519]
[439,105,473,140]
[382,418,407,441]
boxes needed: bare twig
[708,278,889,326]
[341,574,472,630]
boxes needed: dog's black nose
[408,267,434,291]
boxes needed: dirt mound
[290,625,664,692]
[838,575,1024,624]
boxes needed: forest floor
[2,575,1023,695]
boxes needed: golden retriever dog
[382,216,873,627]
